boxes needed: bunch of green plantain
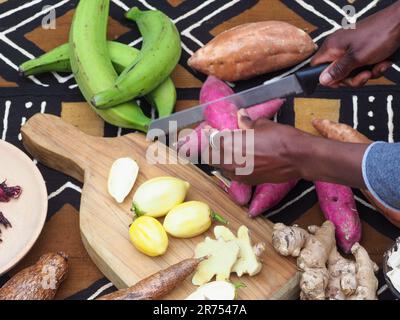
[19,1,181,132]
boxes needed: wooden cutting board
[21,114,299,300]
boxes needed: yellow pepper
[129,216,168,257]
[132,176,190,218]
[163,201,228,238]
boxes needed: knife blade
[147,63,328,139]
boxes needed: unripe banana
[19,41,176,118]
[19,44,70,76]
[69,0,150,131]
[92,7,181,109]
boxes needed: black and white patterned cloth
[0,0,399,300]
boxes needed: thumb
[237,109,254,129]
[319,54,356,85]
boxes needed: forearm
[289,133,368,188]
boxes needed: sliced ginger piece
[214,225,265,277]
[193,237,240,286]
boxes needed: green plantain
[69,0,150,131]
[19,41,176,118]
[92,7,181,109]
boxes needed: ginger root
[193,237,240,286]
[272,223,309,257]
[214,225,265,277]
[348,242,379,300]
[272,221,378,300]
[326,246,357,300]
[297,221,336,270]
[300,268,329,300]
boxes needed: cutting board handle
[21,113,92,182]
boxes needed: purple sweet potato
[219,180,253,207]
[176,121,209,157]
[248,180,298,217]
[200,76,251,205]
[314,181,362,253]
[201,76,238,130]
[177,76,284,207]
[246,98,284,121]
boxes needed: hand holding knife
[147,62,377,140]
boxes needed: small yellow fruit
[163,201,228,238]
[132,176,190,218]
[129,216,168,257]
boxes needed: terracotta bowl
[383,237,400,299]
[0,140,47,275]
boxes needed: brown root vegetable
[297,221,336,270]
[326,246,357,300]
[312,119,400,228]
[0,252,68,300]
[272,223,309,257]
[297,222,335,300]
[348,243,379,300]
[312,119,372,144]
[300,267,329,300]
[98,257,205,300]
[188,21,317,82]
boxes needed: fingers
[310,40,341,67]
[339,70,372,87]
[237,109,254,129]
[336,61,392,88]
[371,61,392,78]
[319,53,358,86]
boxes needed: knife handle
[295,63,375,95]
[296,50,400,95]
[295,63,330,95]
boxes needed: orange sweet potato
[312,119,400,228]
[188,21,317,81]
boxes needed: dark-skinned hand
[311,1,400,87]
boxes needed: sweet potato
[246,99,284,121]
[188,21,317,81]
[178,76,284,206]
[312,119,371,144]
[312,119,400,228]
[178,77,284,206]
[0,252,68,300]
[314,181,362,253]
[248,180,298,217]
[98,257,205,300]
[220,180,253,207]
[177,98,284,157]
[176,121,210,158]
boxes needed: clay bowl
[0,140,47,275]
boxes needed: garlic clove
[108,157,139,203]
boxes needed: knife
[147,62,368,139]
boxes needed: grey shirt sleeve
[362,141,400,212]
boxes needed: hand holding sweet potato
[312,119,400,228]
